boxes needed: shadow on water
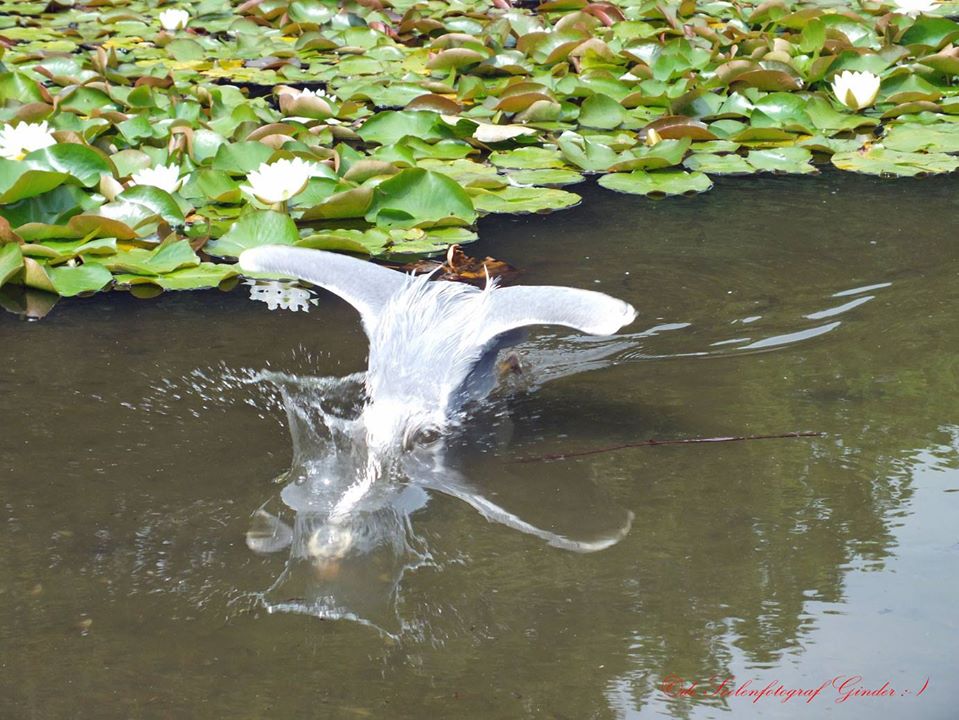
[1,170,958,718]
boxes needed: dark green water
[1,172,957,719]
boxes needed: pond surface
[2,172,958,719]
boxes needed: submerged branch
[514,432,825,464]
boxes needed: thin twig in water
[513,431,825,464]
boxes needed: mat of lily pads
[1,0,958,301]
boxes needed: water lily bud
[158,8,189,31]
[772,38,793,56]
[99,173,124,201]
[830,70,881,111]
[645,127,663,147]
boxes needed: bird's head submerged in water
[239,246,637,458]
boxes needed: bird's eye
[413,427,441,446]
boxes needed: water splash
[240,367,635,633]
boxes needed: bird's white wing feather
[479,285,637,345]
[239,246,405,330]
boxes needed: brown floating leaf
[395,245,520,286]
[645,115,718,140]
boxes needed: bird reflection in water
[240,247,638,632]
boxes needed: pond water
[2,172,958,719]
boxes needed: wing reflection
[246,364,634,632]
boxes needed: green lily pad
[683,153,754,175]
[469,185,581,214]
[489,147,568,170]
[900,17,959,51]
[0,242,23,288]
[558,133,619,172]
[831,146,959,176]
[115,263,240,291]
[883,122,959,153]
[746,147,817,174]
[598,170,713,197]
[116,186,186,225]
[21,237,116,262]
[0,185,92,228]
[358,111,449,146]
[579,93,628,130]
[0,165,69,204]
[24,144,112,187]
[503,168,585,186]
[205,210,299,258]
[47,263,114,297]
[89,240,199,276]
[365,168,476,228]
[384,227,479,256]
[211,142,275,174]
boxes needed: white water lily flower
[158,7,189,31]
[893,0,937,16]
[0,121,56,160]
[129,163,184,193]
[241,157,320,205]
[830,70,881,111]
[289,87,336,102]
[276,86,337,118]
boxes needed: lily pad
[503,168,585,186]
[683,153,753,175]
[469,186,581,214]
[831,147,959,176]
[365,168,476,228]
[598,170,713,197]
[205,211,300,258]
[47,263,114,297]
[882,123,959,154]
[116,186,186,225]
[89,240,199,276]
[115,263,240,291]
[24,144,112,187]
[0,242,23,289]
[746,147,817,175]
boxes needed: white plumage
[239,245,637,451]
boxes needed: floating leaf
[579,93,628,129]
[47,263,114,297]
[831,147,959,176]
[746,147,817,174]
[489,147,567,169]
[115,263,239,291]
[0,243,23,289]
[598,170,713,197]
[504,168,585,186]
[469,185,581,214]
[683,153,753,175]
[0,166,68,204]
[24,144,112,187]
[205,211,300,258]
[358,111,449,146]
[883,122,959,153]
[365,168,476,228]
[116,186,186,225]
[89,240,199,276]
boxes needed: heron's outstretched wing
[479,285,637,346]
[239,246,405,330]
